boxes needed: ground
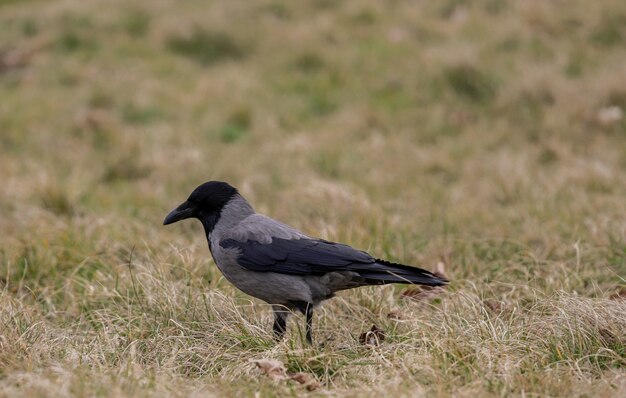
[0,0,625,396]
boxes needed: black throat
[199,210,222,237]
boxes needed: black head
[163,181,238,226]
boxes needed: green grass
[166,29,247,66]
[1,0,625,396]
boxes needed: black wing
[220,237,375,275]
[219,237,448,286]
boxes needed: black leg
[281,301,314,344]
[305,303,313,345]
[272,305,288,340]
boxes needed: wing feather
[219,230,447,286]
[220,237,375,274]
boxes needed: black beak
[163,200,196,225]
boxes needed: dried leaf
[386,309,404,320]
[402,287,424,299]
[359,324,385,346]
[252,359,321,390]
[401,263,447,302]
[290,372,321,391]
[609,287,626,300]
[401,285,443,302]
[599,328,617,342]
[251,359,288,381]
[484,299,504,314]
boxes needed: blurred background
[1,1,625,395]
[1,0,625,283]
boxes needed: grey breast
[208,198,315,305]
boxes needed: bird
[163,181,448,344]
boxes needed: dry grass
[1,0,625,396]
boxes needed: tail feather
[357,259,448,286]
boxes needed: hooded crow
[164,181,448,344]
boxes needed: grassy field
[1,0,625,396]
